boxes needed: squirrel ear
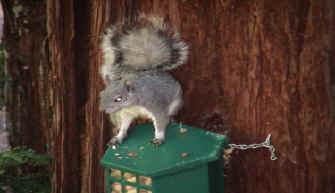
[124,80,134,92]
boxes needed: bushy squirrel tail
[100,15,189,81]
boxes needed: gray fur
[99,16,189,82]
[99,16,188,146]
[99,72,182,115]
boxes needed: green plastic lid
[101,123,228,177]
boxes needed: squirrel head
[99,80,138,113]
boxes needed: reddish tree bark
[79,1,112,192]
[1,0,48,152]
[217,1,335,192]
[47,1,81,193]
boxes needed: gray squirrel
[99,15,189,146]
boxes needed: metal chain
[228,134,278,160]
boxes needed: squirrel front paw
[107,137,123,146]
[150,138,164,146]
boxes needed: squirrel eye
[114,96,122,102]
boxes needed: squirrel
[99,15,189,146]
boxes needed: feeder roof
[101,123,228,177]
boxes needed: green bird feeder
[100,123,229,193]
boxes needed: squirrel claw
[107,137,123,146]
[150,138,164,146]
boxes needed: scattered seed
[180,127,188,133]
[128,152,138,157]
[181,153,189,158]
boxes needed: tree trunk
[217,1,335,192]
[1,0,334,193]
[1,0,48,152]
[46,1,81,193]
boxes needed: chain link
[228,134,278,160]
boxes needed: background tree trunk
[1,0,48,152]
[1,0,334,193]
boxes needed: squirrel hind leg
[107,137,123,146]
[151,116,169,146]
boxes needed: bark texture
[47,1,81,193]
[1,0,334,193]
[216,1,335,192]
[1,0,48,152]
